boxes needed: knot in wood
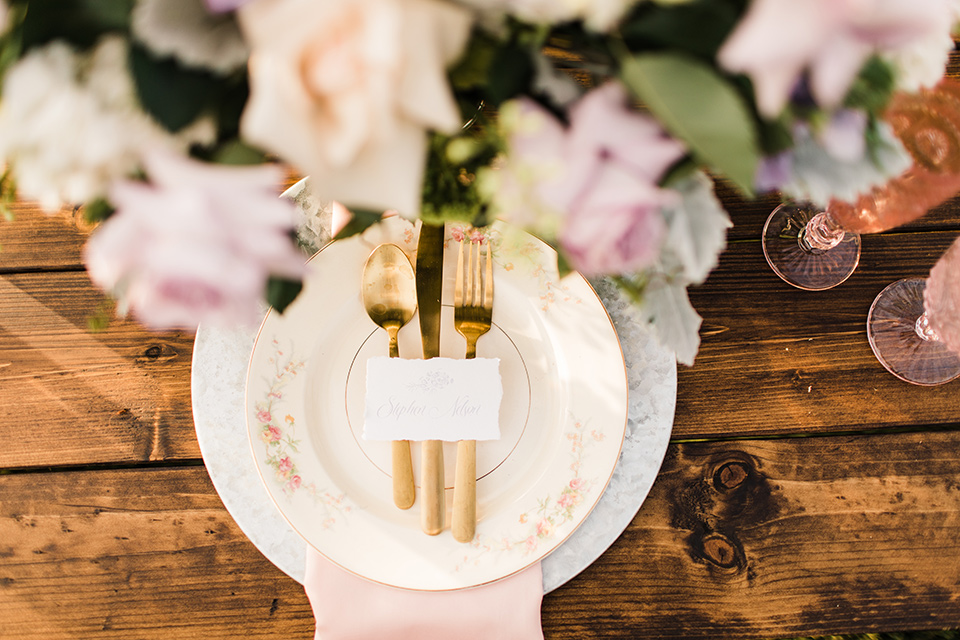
[700,533,742,570]
[713,461,750,491]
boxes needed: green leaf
[449,30,497,91]
[211,140,269,166]
[333,208,382,240]
[19,0,133,51]
[556,251,574,280]
[843,56,895,115]
[619,0,742,59]
[484,41,535,106]
[129,43,217,132]
[621,53,759,195]
[265,276,303,314]
[81,197,115,223]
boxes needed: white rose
[459,0,638,31]
[238,0,472,217]
[0,36,213,211]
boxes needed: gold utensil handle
[452,439,476,542]
[386,325,415,510]
[392,441,415,510]
[421,440,445,535]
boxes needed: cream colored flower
[238,0,472,217]
[0,36,211,211]
[459,0,638,31]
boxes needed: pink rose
[499,83,684,277]
[535,518,553,537]
[84,150,306,330]
[287,475,302,491]
[266,425,282,442]
[569,477,585,491]
[278,456,293,474]
[256,408,272,424]
[557,492,577,509]
[718,0,952,117]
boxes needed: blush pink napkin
[304,548,544,640]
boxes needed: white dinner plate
[244,217,628,590]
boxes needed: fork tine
[455,238,464,308]
[483,241,493,309]
[472,241,482,307]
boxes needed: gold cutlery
[415,223,446,535]
[452,237,493,543]
[361,243,417,510]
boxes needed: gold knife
[415,222,445,535]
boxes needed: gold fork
[452,237,493,543]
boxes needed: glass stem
[799,212,845,252]
[915,311,941,342]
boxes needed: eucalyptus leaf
[643,278,702,366]
[265,276,303,314]
[621,53,759,195]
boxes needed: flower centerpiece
[0,0,956,364]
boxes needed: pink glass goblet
[867,234,960,385]
[763,79,960,290]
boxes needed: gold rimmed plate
[244,217,627,590]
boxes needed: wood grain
[2,229,960,470]
[677,229,960,439]
[3,431,960,639]
[0,466,312,640]
[546,429,960,639]
[0,272,197,469]
[0,204,90,273]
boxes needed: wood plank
[716,183,960,242]
[677,229,960,439]
[0,203,90,272]
[0,466,313,640]
[0,272,198,469]
[2,431,960,639]
[3,231,960,469]
[544,430,960,639]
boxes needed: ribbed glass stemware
[867,235,960,386]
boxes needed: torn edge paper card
[363,357,502,442]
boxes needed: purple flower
[718,0,952,117]
[499,83,685,277]
[203,0,253,13]
[84,150,306,330]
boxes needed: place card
[363,357,502,442]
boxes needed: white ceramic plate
[245,217,627,591]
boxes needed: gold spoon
[361,243,418,510]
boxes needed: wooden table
[1,179,959,639]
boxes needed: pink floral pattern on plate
[254,338,350,528]
[449,223,583,311]
[456,414,604,568]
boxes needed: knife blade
[415,222,445,535]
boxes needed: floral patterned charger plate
[244,216,627,591]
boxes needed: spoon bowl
[362,244,418,353]
[361,243,418,510]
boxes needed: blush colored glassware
[763,78,960,290]
[867,234,960,386]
